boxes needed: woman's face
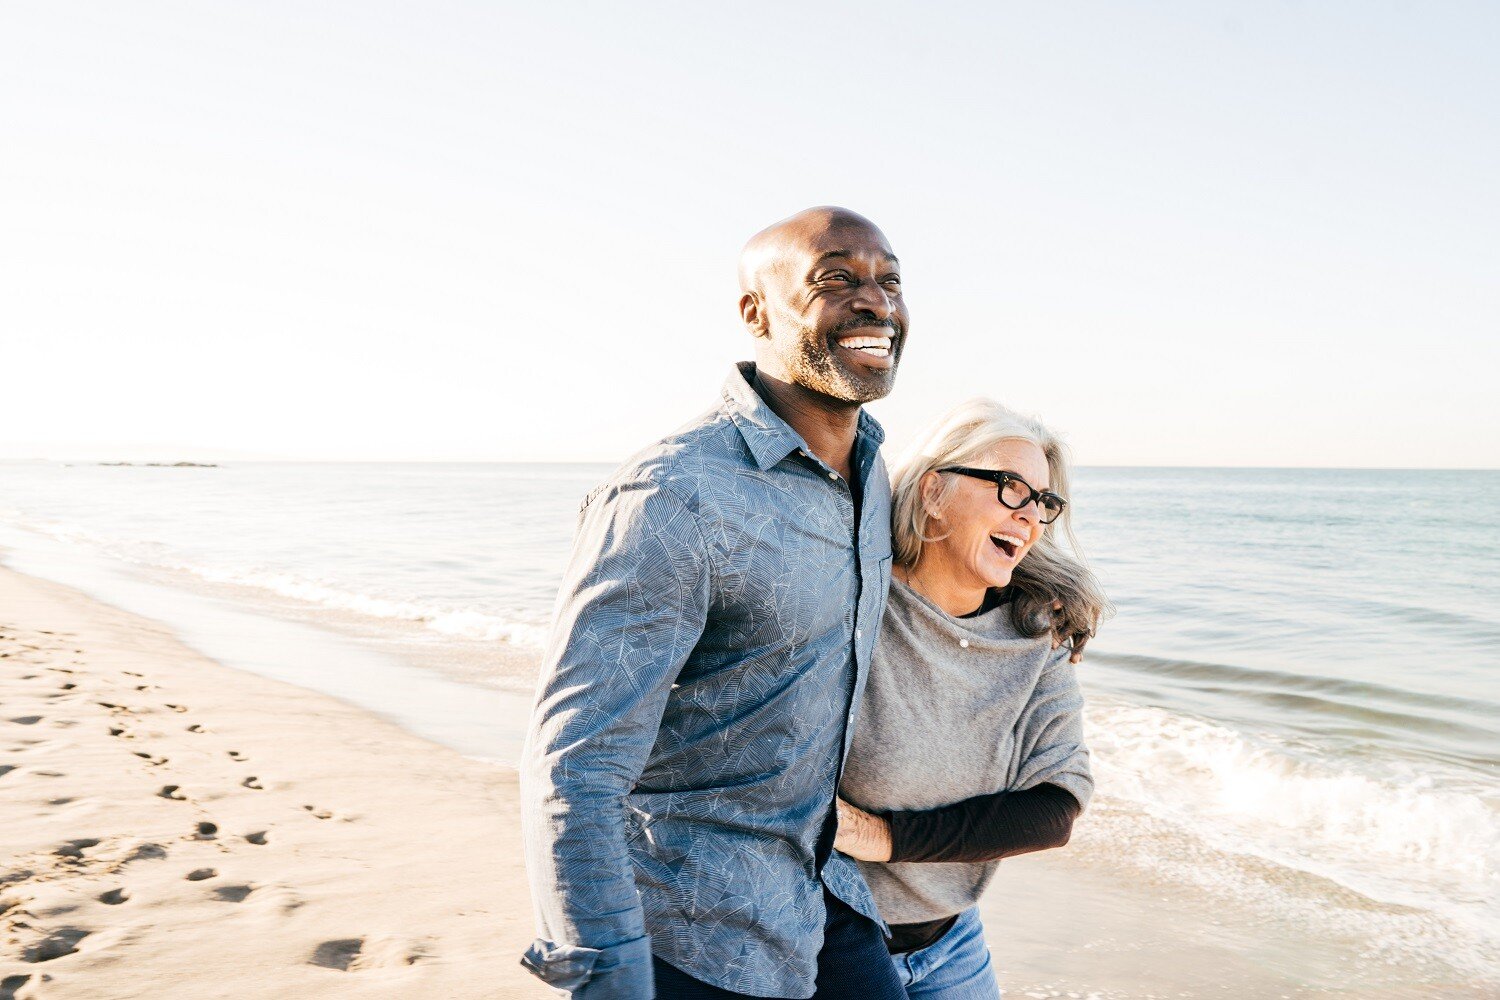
[923,439,1050,591]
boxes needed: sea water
[2,461,1496,982]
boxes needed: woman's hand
[1050,599,1091,663]
[834,797,893,862]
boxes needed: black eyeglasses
[937,467,1068,524]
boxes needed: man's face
[757,222,908,404]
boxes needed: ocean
[2,461,1496,984]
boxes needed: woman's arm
[835,783,1081,864]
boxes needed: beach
[3,565,1492,999]
[2,461,1496,999]
[0,565,549,999]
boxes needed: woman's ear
[919,470,945,520]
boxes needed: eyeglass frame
[934,466,1068,524]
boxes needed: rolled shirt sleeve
[520,478,708,998]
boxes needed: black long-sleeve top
[883,782,1082,954]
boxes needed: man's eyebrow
[810,250,901,266]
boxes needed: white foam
[1086,701,1500,938]
[3,516,552,650]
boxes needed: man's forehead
[795,224,899,266]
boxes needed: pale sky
[2,1,1496,468]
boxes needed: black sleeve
[887,782,1082,865]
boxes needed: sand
[0,566,551,999]
[2,563,1488,1000]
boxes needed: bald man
[521,208,910,999]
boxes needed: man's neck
[751,369,862,482]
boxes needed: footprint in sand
[158,785,187,801]
[227,750,248,762]
[194,822,218,841]
[133,752,168,767]
[245,882,303,914]
[241,776,264,790]
[309,935,430,971]
[185,724,206,734]
[7,717,42,726]
[164,704,189,713]
[123,842,168,864]
[302,805,335,820]
[97,887,129,906]
[184,868,217,882]
[19,926,90,963]
[212,884,254,903]
[1,973,38,999]
[108,726,134,739]
[244,830,269,846]
[54,839,101,862]
[0,766,16,780]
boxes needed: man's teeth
[838,336,891,357]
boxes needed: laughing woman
[836,399,1110,1000]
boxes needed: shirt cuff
[520,935,652,997]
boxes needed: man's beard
[782,319,902,405]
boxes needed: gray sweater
[839,577,1093,924]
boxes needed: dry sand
[0,566,551,999]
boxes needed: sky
[2,1,1496,468]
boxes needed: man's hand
[834,797,893,862]
[1050,599,1091,664]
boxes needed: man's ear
[919,470,945,520]
[740,290,769,340]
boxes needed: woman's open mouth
[990,532,1024,559]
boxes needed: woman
[835,398,1110,999]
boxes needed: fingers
[1069,631,1091,664]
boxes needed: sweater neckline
[890,576,1019,639]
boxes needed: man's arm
[520,478,708,999]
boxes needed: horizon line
[2,458,1497,474]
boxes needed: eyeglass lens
[997,476,1064,523]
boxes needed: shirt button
[856,629,863,639]
[959,638,970,648]
[829,472,838,480]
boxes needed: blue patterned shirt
[520,362,893,998]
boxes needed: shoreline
[2,561,1492,998]
[0,564,550,998]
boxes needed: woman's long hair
[890,398,1112,642]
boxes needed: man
[521,207,909,999]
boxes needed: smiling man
[520,207,911,999]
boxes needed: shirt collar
[722,361,886,472]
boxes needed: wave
[172,564,553,649]
[0,516,552,650]
[1086,701,1500,938]
[1089,651,1500,768]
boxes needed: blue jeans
[891,908,1002,1000]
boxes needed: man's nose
[849,281,895,320]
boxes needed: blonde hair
[890,398,1112,641]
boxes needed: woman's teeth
[990,532,1025,557]
[838,336,891,357]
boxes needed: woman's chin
[983,567,1015,590]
